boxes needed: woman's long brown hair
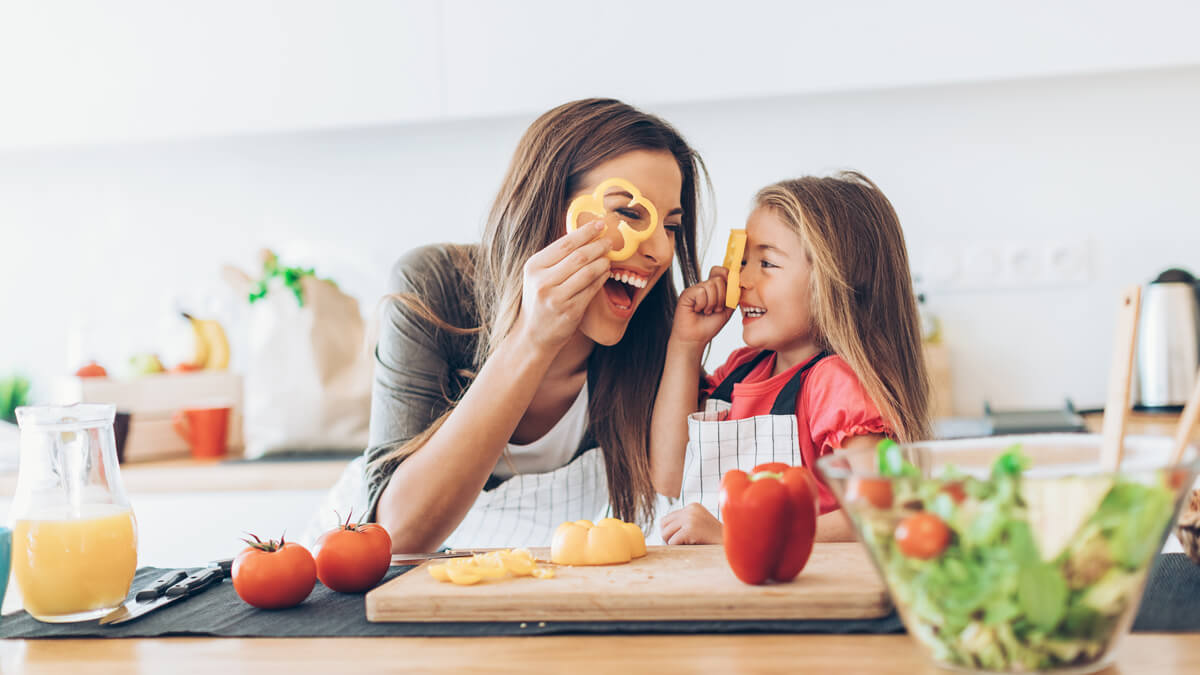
[755,172,932,443]
[374,99,707,525]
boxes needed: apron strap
[708,350,775,402]
[767,351,831,416]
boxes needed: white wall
[2,66,1199,415]
[5,0,1199,149]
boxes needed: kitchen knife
[100,559,233,626]
[390,550,496,565]
[133,570,188,602]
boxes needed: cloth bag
[240,273,372,458]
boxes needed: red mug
[172,406,231,459]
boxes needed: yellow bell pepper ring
[722,229,747,309]
[550,518,648,565]
[565,178,661,262]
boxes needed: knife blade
[100,560,232,626]
[390,550,495,565]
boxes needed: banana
[181,313,210,368]
[198,319,230,370]
[181,313,230,370]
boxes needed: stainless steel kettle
[1135,268,1200,410]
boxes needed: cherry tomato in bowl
[845,477,894,509]
[895,512,951,560]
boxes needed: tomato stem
[240,531,289,553]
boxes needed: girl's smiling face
[571,149,684,346]
[738,206,817,358]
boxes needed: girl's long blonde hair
[374,99,707,525]
[755,172,931,443]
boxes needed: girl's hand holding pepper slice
[719,462,820,585]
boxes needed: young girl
[649,171,931,544]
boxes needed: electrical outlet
[915,240,1090,292]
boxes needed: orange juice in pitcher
[12,404,139,622]
[12,504,138,619]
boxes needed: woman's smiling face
[569,149,683,346]
[738,206,816,354]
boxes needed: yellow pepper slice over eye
[722,229,747,309]
[565,178,660,262]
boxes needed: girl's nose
[739,261,756,288]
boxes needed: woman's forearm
[376,331,557,552]
[649,338,705,497]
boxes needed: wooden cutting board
[366,543,891,622]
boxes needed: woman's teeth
[741,306,766,317]
[608,271,648,289]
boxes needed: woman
[365,99,707,552]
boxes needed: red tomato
[846,477,893,509]
[895,513,951,560]
[313,520,393,593]
[232,534,317,609]
[75,362,107,378]
[940,481,967,504]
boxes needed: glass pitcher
[10,404,138,622]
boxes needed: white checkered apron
[677,351,828,519]
[304,446,610,549]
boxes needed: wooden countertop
[0,455,350,495]
[1082,409,1200,441]
[2,634,1198,673]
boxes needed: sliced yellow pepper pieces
[445,565,482,585]
[427,548,554,585]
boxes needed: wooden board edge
[365,588,893,624]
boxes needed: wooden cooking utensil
[1099,285,1142,472]
[1170,368,1200,466]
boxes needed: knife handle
[164,566,226,598]
[135,570,189,602]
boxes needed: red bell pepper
[719,462,820,585]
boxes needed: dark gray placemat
[0,566,902,638]
[4,554,1198,639]
[1132,553,1200,631]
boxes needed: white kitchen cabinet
[3,1,1199,149]
[440,0,1200,119]
[0,0,443,149]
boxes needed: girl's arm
[815,510,858,542]
[814,432,889,542]
[649,266,734,497]
[375,223,612,552]
[649,338,705,497]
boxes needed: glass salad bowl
[817,434,1198,674]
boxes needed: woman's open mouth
[602,269,650,318]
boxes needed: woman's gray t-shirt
[364,243,594,520]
